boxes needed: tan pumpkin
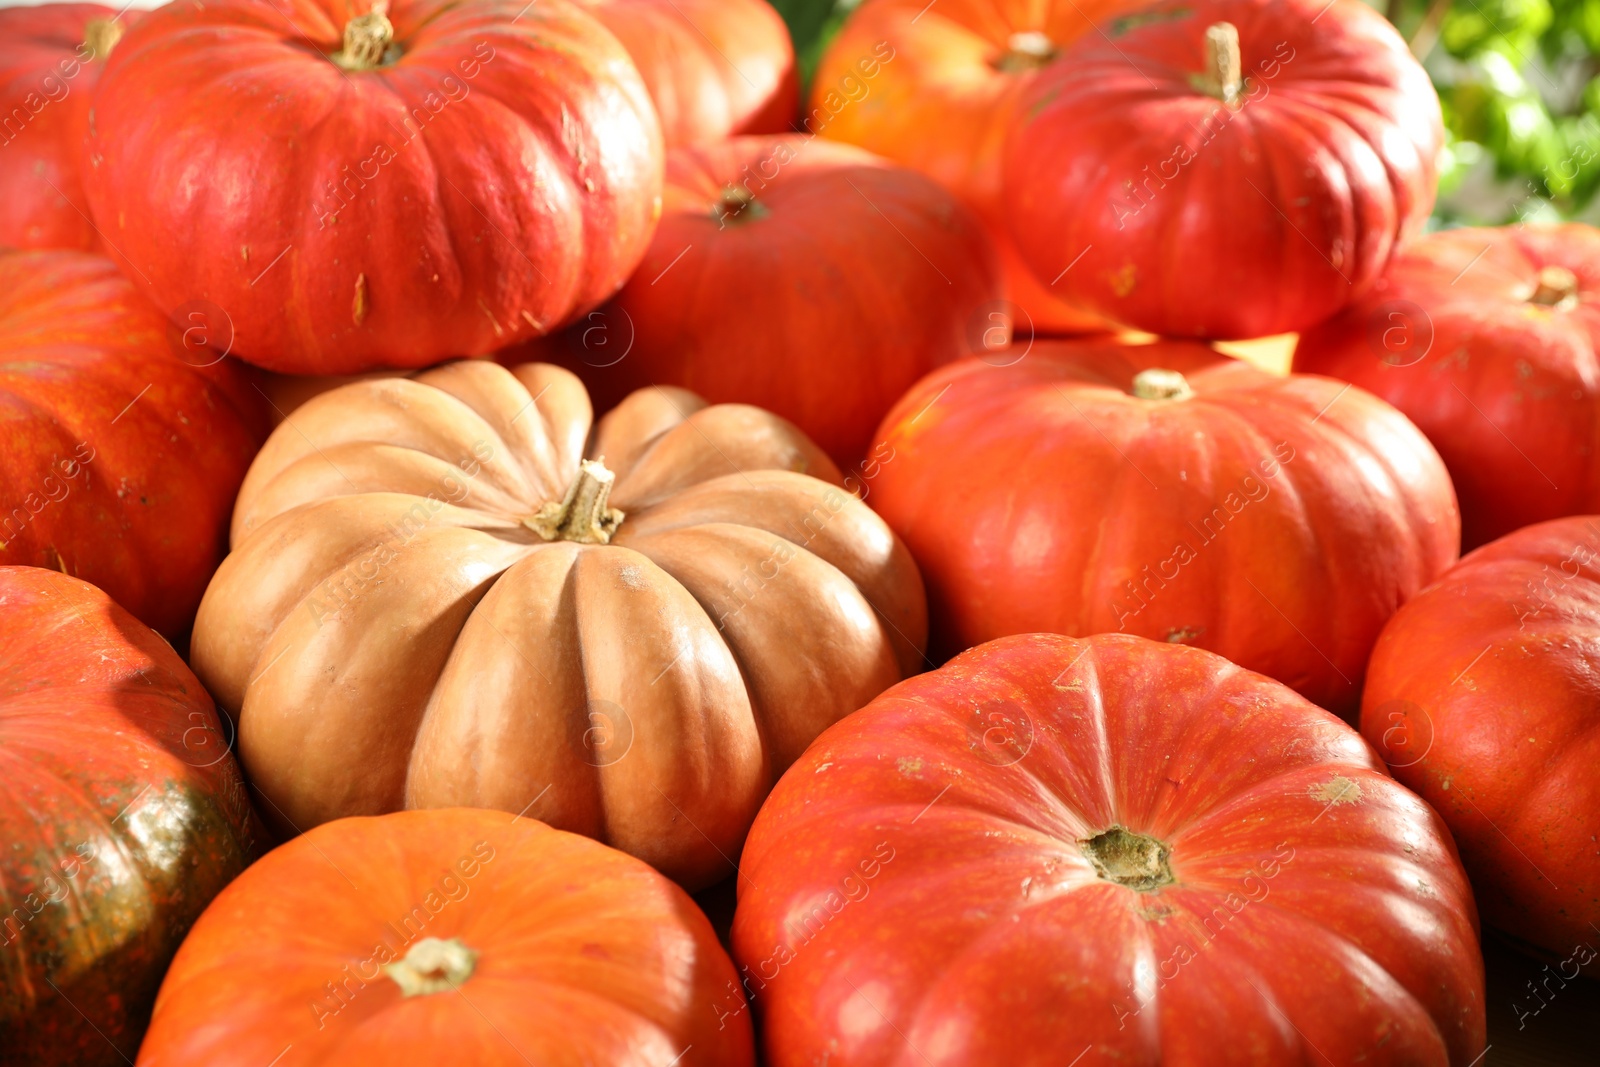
[191,361,927,889]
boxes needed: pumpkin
[532,135,1002,468]
[811,0,1124,336]
[577,0,796,148]
[1361,515,1600,960]
[0,566,260,1067]
[1002,0,1443,339]
[0,5,128,251]
[81,0,663,374]
[0,249,263,638]
[136,808,753,1065]
[732,633,1486,1066]
[1296,224,1600,550]
[866,338,1458,716]
[190,360,928,889]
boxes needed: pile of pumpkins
[1,0,1595,1063]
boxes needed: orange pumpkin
[190,360,927,889]
[136,808,753,1066]
[810,0,1128,335]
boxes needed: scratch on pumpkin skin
[352,273,368,326]
[478,297,504,337]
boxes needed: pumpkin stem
[82,17,124,61]
[994,31,1057,72]
[525,458,625,544]
[1080,826,1174,891]
[1529,265,1579,307]
[1199,22,1243,107]
[331,3,397,72]
[713,185,769,226]
[1131,368,1194,401]
[384,937,477,996]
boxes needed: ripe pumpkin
[1296,224,1600,550]
[732,633,1486,1066]
[0,249,263,638]
[1361,516,1600,960]
[811,0,1123,335]
[136,808,753,1065]
[190,360,928,889]
[1003,0,1443,339]
[0,566,260,1067]
[867,338,1458,716]
[0,4,127,251]
[577,0,797,148]
[535,135,1002,467]
[82,0,663,374]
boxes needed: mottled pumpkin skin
[1362,516,1600,959]
[734,633,1486,1066]
[0,566,261,1067]
[137,808,753,1066]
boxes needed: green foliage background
[766,0,1600,226]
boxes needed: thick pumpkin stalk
[82,17,123,61]
[1080,826,1174,891]
[526,458,625,544]
[1199,22,1243,108]
[1530,265,1580,307]
[994,31,1056,72]
[331,3,396,71]
[1131,367,1194,401]
[384,937,478,996]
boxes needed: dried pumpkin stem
[1131,368,1194,401]
[1529,265,1579,307]
[1080,826,1174,891]
[713,185,768,226]
[331,3,396,72]
[994,30,1057,72]
[82,17,124,61]
[1201,22,1243,107]
[384,937,477,996]
[525,458,625,544]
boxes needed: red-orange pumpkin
[0,567,260,1066]
[1003,0,1442,339]
[137,808,753,1065]
[1362,516,1600,960]
[0,5,127,251]
[0,249,263,637]
[733,633,1486,1065]
[811,0,1124,335]
[82,0,663,373]
[867,338,1459,715]
[1296,224,1600,549]
[577,0,797,148]
[535,135,1002,468]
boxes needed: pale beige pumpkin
[191,361,927,888]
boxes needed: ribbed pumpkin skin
[191,361,927,889]
[0,4,122,251]
[811,0,1127,335]
[136,808,754,1066]
[866,339,1459,717]
[1362,516,1600,959]
[1296,224,1600,549]
[732,633,1486,1067]
[547,135,1002,468]
[0,249,262,638]
[0,567,260,1067]
[81,0,663,373]
[578,0,797,148]
[1003,0,1442,339]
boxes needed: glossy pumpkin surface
[190,360,927,889]
[545,135,1002,467]
[812,0,1124,335]
[1296,224,1600,549]
[1362,516,1600,959]
[0,4,126,251]
[0,566,259,1066]
[867,338,1458,716]
[137,808,753,1066]
[0,249,262,638]
[1003,0,1442,339]
[732,633,1486,1066]
[578,0,796,148]
[82,0,663,373]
